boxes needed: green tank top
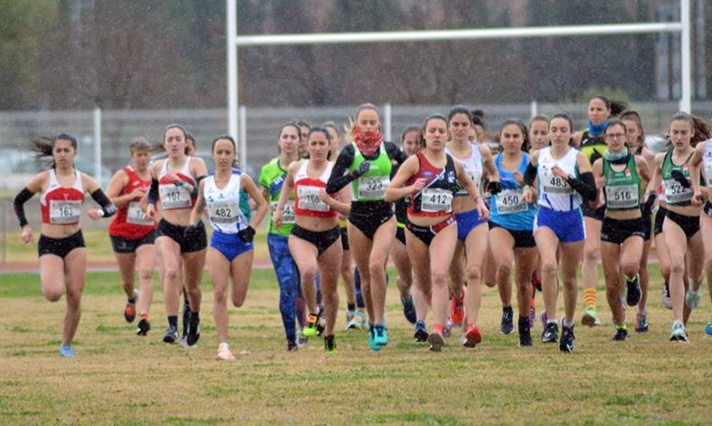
[661,151,696,206]
[258,157,295,237]
[602,155,641,211]
[348,143,392,201]
[580,130,607,164]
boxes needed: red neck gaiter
[353,127,384,157]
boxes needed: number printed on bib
[209,200,240,224]
[49,199,82,224]
[543,173,573,195]
[605,184,639,209]
[421,188,452,213]
[663,179,693,204]
[127,201,154,226]
[358,176,389,199]
[298,186,329,212]
[495,189,527,214]
[159,184,191,209]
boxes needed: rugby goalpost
[226,0,692,167]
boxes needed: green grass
[1,265,711,425]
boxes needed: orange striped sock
[584,288,597,309]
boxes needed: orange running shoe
[461,324,482,348]
[449,286,466,327]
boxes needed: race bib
[663,179,693,204]
[49,199,82,224]
[542,172,573,195]
[421,188,452,213]
[494,189,527,214]
[605,184,639,209]
[358,176,389,199]
[297,186,329,212]
[208,200,240,224]
[159,184,191,210]
[127,201,154,226]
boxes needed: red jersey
[158,157,197,211]
[109,166,156,238]
[40,169,85,225]
[293,160,338,219]
[407,152,458,218]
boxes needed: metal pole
[236,22,683,47]
[530,100,538,119]
[239,105,247,170]
[227,0,238,138]
[93,107,102,184]
[383,103,392,142]
[680,0,692,112]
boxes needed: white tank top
[537,147,582,211]
[204,170,247,234]
[446,142,482,196]
[704,139,712,189]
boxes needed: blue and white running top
[204,169,249,234]
[490,152,536,231]
[537,147,582,212]
[446,142,483,196]
[704,138,712,190]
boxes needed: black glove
[352,161,370,178]
[641,193,657,215]
[487,181,502,195]
[238,226,256,243]
[670,170,691,189]
[184,224,201,239]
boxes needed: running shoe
[612,326,628,341]
[559,322,575,353]
[368,326,381,351]
[685,288,702,310]
[414,321,428,342]
[373,324,388,347]
[501,306,514,335]
[186,311,201,347]
[316,305,326,336]
[59,344,76,358]
[163,326,179,344]
[705,318,712,336]
[669,319,689,343]
[286,340,298,352]
[518,316,532,347]
[297,331,308,347]
[428,332,445,352]
[324,334,337,353]
[345,310,356,329]
[181,301,191,339]
[581,307,601,327]
[528,305,536,329]
[136,317,151,336]
[442,325,452,338]
[625,274,641,307]
[124,289,139,323]
[303,312,319,338]
[347,311,367,330]
[542,322,558,343]
[461,324,482,348]
[635,312,649,333]
[449,287,466,327]
[662,280,672,310]
[215,344,236,361]
[401,293,417,324]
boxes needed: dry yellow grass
[1,268,712,425]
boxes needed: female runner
[13,133,117,357]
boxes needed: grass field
[2,260,712,425]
